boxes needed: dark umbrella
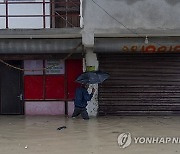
[76,71,110,84]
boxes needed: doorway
[0,61,23,115]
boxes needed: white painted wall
[87,84,98,116]
[83,0,180,31]
[0,0,50,29]
[25,101,65,115]
[82,0,180,47]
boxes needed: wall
[0,0,50,29]
[82,0,180,47]
[83,0,180,31]
[25,101,65,115]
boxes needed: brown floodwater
[0,115,180,154]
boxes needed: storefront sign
[122,45,180,53]
[95,38,180,53]
[45,60,65,74]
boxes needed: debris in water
[163,116,171,119]
[112,131,120,134]
[57,126,67,130]
[25,145,28,149]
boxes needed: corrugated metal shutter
[98,53,180,116]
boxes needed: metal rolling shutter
[98,53,180,116]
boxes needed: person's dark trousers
[72,107,89,120]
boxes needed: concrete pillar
[82,30,94,48]
[85,48,99,116]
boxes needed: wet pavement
[0,115,180,154]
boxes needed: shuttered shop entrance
[98,53,180,116]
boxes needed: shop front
[0,38,83,115]
[95,37,180,116]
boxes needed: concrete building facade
[0,0,180,116]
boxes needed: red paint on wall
[66,59,83,99]
[24,59,82,101]
[174,46,180,52]
[45,76,65,99]
[24,76,43,99]
[144,45,156,53]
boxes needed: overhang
[0,28,82,39]
[95,37,180,53]
[0,38,82,54]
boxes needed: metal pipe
[5,0,8,28]
[43,0,46,28]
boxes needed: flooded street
[0,116,180,154]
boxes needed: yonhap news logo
[118,132,180,149]
[118,132,132,148]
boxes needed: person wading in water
[72,83,95,120]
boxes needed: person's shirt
[74,87,93,108]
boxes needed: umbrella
[76,71,110,84]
